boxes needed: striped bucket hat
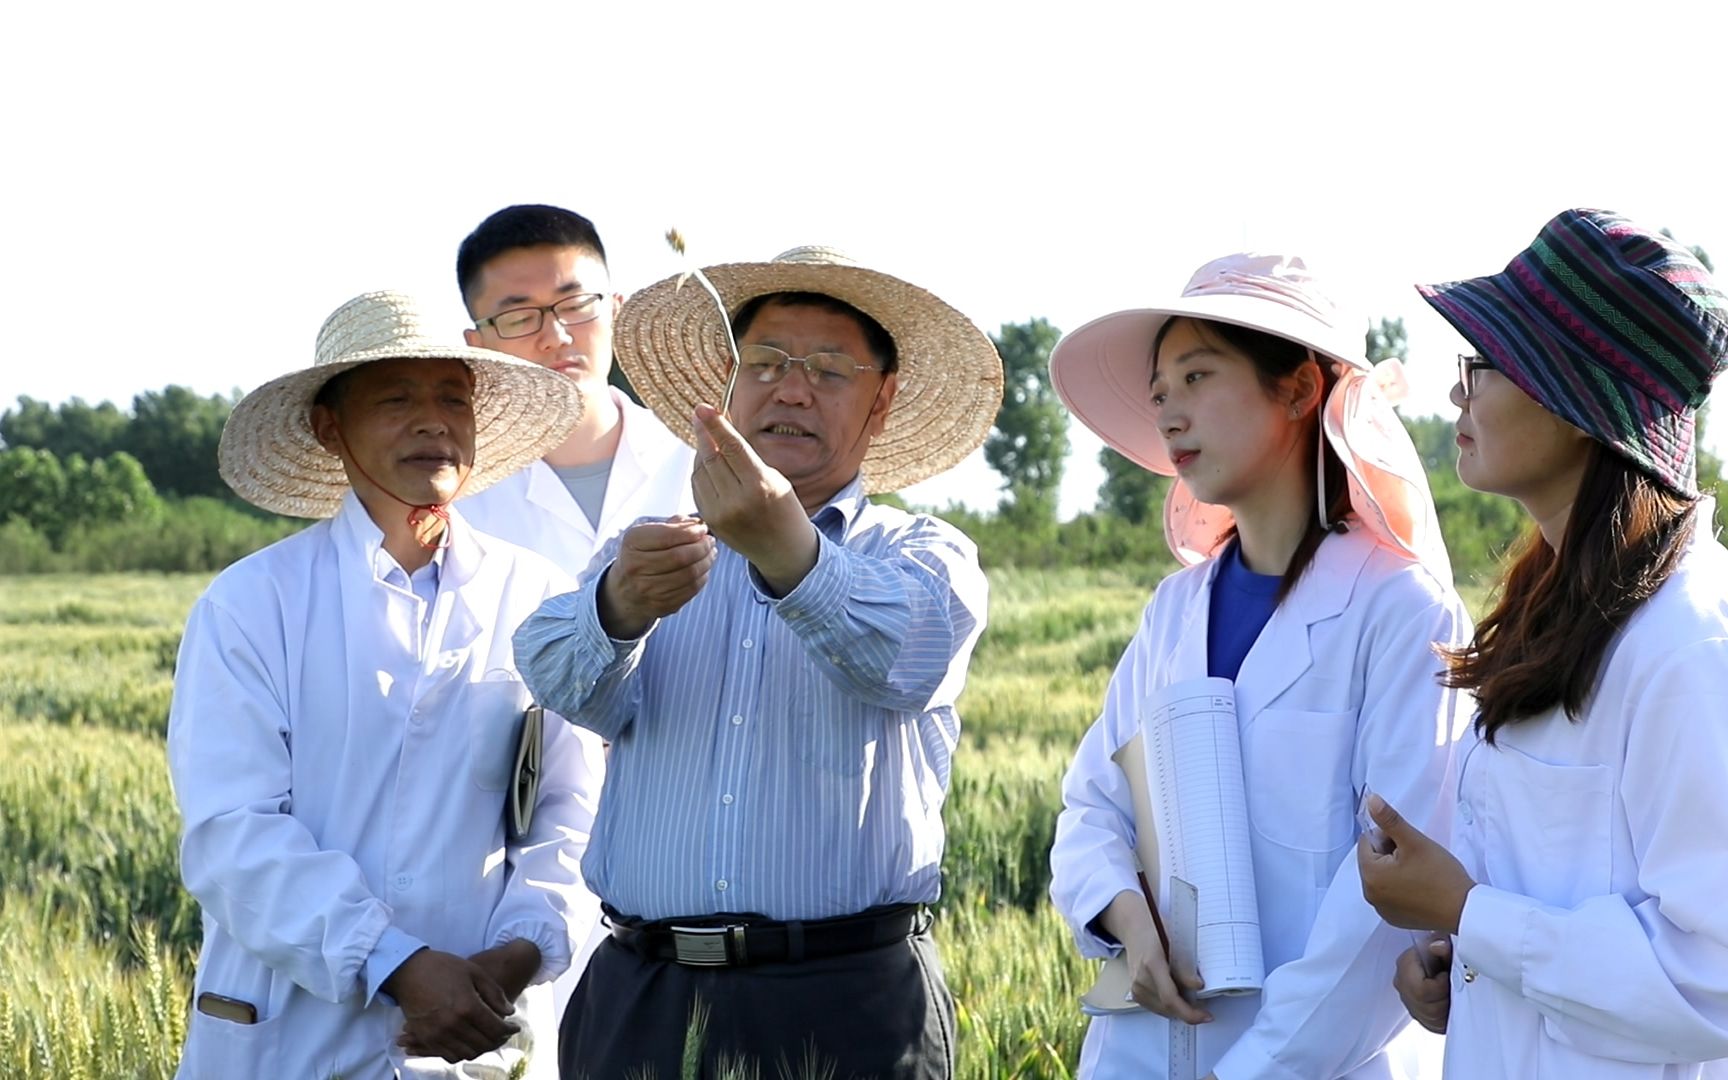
[1418,208,1728,495]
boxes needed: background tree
[984,318,1067,516]
[1097,447,1165,524]
[0,447,69,541]
[121,386,236,499]
[0,396,127,459]
[65,452,163,528]
[1365,316,1407,365]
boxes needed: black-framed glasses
[1458,354,1494,399]
[475,292,605,340]
[738,344,881,390]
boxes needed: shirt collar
[810,474,868,540]
[333,490,469,587]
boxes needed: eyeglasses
[1458,354,1494,399]
[475,293,605,340]
[738,344,881,390]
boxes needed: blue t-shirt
[1207,540,1282,681]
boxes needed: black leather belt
[605,903,928,968]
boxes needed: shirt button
[1460,803,1474,825]
[741,638,754,649]
[731,714,744,726]
[1462,965,1476,983]
[394,874,412,891]
[721,794,734,805]
[715,879,729,892]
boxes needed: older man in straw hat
[168,291,607,1080]
[515,247,1004,1079]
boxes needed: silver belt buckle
[668,924,748,966]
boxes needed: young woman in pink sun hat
[1359,208,1728,1079]
[1047,252,1471,1079]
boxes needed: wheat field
[0,569,1159,1078]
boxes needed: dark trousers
[558,923,955,1080]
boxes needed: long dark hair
[1152,317,1349,601]
[1441,444,1696,741]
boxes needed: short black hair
[456,205,608,315]
[730,292,899,373]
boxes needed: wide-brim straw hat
[218,290,584,518]
[613,246,1003,494]
[1417,207,1728,497]
[1050,253,1448,574]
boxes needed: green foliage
[0,447,165,548]
[0,495,302,574]
[932,503,1175,581]
[1095,448,1163,525]
[0,396,130,460]
[2,387,239,500]
[0,446,69,539]
[119,386,237,499]
[984,319,1068,516]
[1365,317,1407,364]
[0,904,192,1080]
[0,721,199,957]
[938,898,1090,1080]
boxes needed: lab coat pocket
[1244,708,1358,853]
[468,677,532,793]
[180,1003,283,1079]
[1481,746,1613,908]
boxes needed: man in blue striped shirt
[514,247,1003,1080]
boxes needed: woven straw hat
[613,246,1003,494]
[218,290,584,518]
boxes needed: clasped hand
[387,943,538,1062]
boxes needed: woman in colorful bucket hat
[1047,252,1471,1078]
[1359,209,1728,1079]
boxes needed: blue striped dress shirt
[513,477,988,922]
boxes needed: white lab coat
[458,389,695,582]
[1050,527,1473,1080]
[168,494,605,1080]
[1445,527,1728,1079]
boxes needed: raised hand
[1357,794,1476,933]
[690,404,818,597]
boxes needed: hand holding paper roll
[1097,887,1211,1023]
[1082,677,1265,1015]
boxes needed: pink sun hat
[1049,253,1449,576]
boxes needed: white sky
[5,0,1725,518]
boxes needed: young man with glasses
[452,206,696,1041]
[514,248,1004,1080]
[455,205,694,582]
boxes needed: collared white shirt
[1050,527,1473,1080]
[168,494,605,1080]
[459,389,696,582]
